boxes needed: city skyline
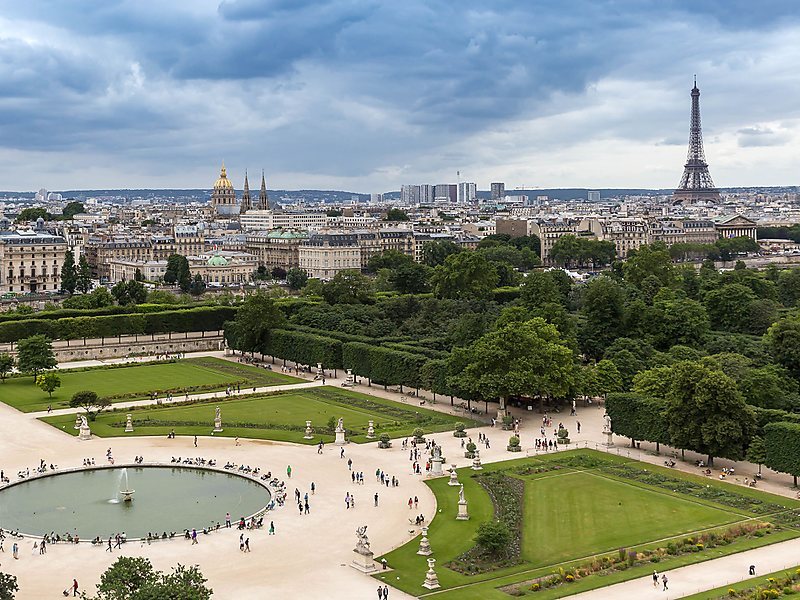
[0,1,799,192]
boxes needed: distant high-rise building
[457,182,477,204]
[35,188,48,202]
[401,185,420,205]
[588,190,601,202]
[370,193,383,203]
[673,78,720,205]
[434,184,457,203]
[419,184,434,204]
[210,163,239,217]
[491,182,505,201]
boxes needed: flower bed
[446,472,524,575]
[707,569,800,599]
[501,522,775,596]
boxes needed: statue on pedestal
[448,464,459,486]
[335,417,347,445]
[351,525,378,573]
[125,413,134,433]
[79,415,92,441]
[456,483,469,521]
[602,412,613,447]
[213,406,223,432]
[366,420,376,439]
[304,420,314,439]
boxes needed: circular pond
[0,466,271,539]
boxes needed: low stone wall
[1,331,224,362]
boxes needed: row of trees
[60,250,92,295]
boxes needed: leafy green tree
[367,250,413,273]
[62,201,85,219]
[765,314,800,377]
[520,271,561,309]
[164,254,191,290]
[666,362,756,464]
[739,365,800,410]
[623,243,674,288]
[286,267,309,290]
[77,254,92,293]
[430,252,499,300]
[389,262,431,294]
[384,207,409,221]
[322,270,374,304]
[0,353,14,383]
[421,240,462,267]
[301,278,324,297]
[36,372,60,398]
[69,390,111,420]
[447,318,575,416]
[746,435,767,476]
[62,286,115,309]
[745,299,780,335]
[189,274,206,296]
[146,290,179,304]
[703,283,757,332]
[632,365,675,399]
[646,290,710,349]
[0,571,18,600]
[549,235,616,268]
[60,250,77,294]
[111,280,147,305]
[94,558,211,600]
[474,520,511,556]
[16,334,56,382]
[133,268,144,282]
[778,269,800,307]
[579,276,625,359]
[96,556,158,600]
[271,266,287,280]
[592,359,624,397]
[16,207,49,222]
[224,293,286,355]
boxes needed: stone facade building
[0,227,67,293]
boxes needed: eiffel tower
[673,78,720,205]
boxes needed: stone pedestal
[416,527,432,556]
[472,449,483,470]
[304,420,314,440]
[422,558,440,590]
[456,500,469,521]
[335,419,347,446]
[366,420,375,439]
[79,424,92,440]
[604,431,613,447]
[124,414,134,433]
[213,406,223,433]
[74,415,82,430]
[448,465,459,486]
[429,456,444,477]
[351,549,378,574]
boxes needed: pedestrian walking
[652,571,658,587]
[577,421,581,434]
[383,584,389,599]
[194,436,198,447]
[245,538,250,552]
[72,579,79,597]
[311,482,316,495]
[287,465,292,478]
[12,542,18,559]
[269,521,275,535]
[414,496,418,509]
[662,574,668,591]
[191,528,198,544]
[340,448,345,459]
[226,512,231,528]
[374,492,379,507]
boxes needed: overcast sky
[0,0,798,193]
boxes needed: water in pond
[0,467,270,538]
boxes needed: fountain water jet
[118,468,135,503]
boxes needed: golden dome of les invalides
[214,163,234,190]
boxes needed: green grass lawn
[375,450,800,599]
[2,357,301,412]
[40,386,478,444]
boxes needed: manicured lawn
[522,471,737,566]
[40,386,478,444]
[2,357,301,412]
[375,450,800,599]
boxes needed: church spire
[240,171,251,213]
[258,170,270,210]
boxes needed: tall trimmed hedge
[265,329,343,369]
[605,392,670,447]
[0,306,235,343]
[0,303,197,323]
[764,422,800,485]
[342,342,427,389]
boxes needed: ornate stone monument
[124,414,134,433]
[472,448,483,470]
[456,484,469,520]
[417,526,432,556]
[304,420,314,439]
[351,525,378,573]
[448,464,459,486]
[366,420,376,439]
[79,415,92,441]
[335,418,347,445]
[422,558,440,590]
[213,406,223,433]
[429,446,444,477]
[74,414,82,430]
[602,412,613,447]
